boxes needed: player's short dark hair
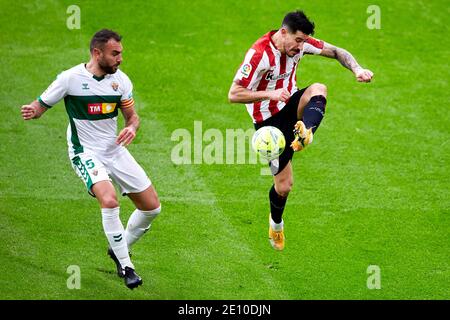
[90,29,122,53]
[282,10,315,35]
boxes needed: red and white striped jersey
[233,30,324,123]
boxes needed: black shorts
[254,87,307,175]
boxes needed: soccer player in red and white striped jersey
[229,10,374,250]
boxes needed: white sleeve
[303,37,325,55]
[38,71,69,108]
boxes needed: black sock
[302,95,327,133]
[269,185,287,224]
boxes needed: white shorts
[70,148,152,197]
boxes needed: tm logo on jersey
[88,103,117,114]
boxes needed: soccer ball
[252,126,286,160]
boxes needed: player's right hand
[269,88,290,102]
[21,105,36,120]
[355,68,374,82]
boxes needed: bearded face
[96,39,123,74]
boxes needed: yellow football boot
[291,120,313,152]
[269,215,285,251]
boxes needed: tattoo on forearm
[335,48,360,72]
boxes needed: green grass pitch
[0,0,448,299]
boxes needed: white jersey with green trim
[39,63,135,158]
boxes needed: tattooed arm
[320,42,374,82]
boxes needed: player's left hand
[354,67,374,82]
[116,126,136,147]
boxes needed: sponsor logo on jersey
[82,83,89,90]
[241,63,252,77]
[111,82,119,91]
[265,70,292,81]
[88,103,117,114]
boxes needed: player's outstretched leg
[292,83,327,152]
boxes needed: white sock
[270,217,284,232]
[101,207,134,269]
[125,206,161,248]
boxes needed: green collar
[92,74,105,81]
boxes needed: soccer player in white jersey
[21,29,161,289]
[229,11,374,250]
